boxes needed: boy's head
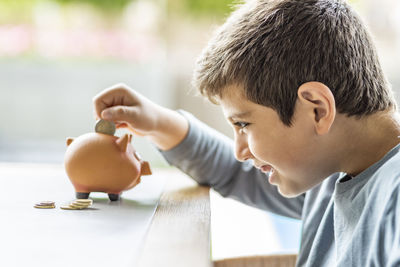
[193,0,396,197]
[193,0,394,125]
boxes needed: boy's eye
[233,121,250,129]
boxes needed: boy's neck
[335,110,400,177]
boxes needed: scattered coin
[60,205,75,210]
[69,205,84,210]
[34,201,55,209]
[70,202,87,206]
[34,200,94,210]
[60,204,84,210]
[95,119,116,136]
[60,199,93,210]
[35,201,55,206]
[75,199,93,204]
[70,204,89,209]
[34,205,55,209]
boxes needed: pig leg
[108,193,120,201]
[76,192,90,199]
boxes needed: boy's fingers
[116,122,128,128]
[93,98,109,119]
[115,122,145,136]
[101,106,137,123]
[92,84,137,118]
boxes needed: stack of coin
[95,119,116,136]
[34,201,55,209]
[60,199,93,210]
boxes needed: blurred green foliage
[0,0,365,22]
[0,0,132,11]
[57,0,237,17]
[0,0,35,23]
[0,0,237,21]
[0,0,132,23]
[176,0,237,17]
[54,0,132,12]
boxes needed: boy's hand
[93,83,160,136]
[93,83,188,150]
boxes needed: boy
[93,0,400,266]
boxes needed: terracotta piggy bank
[64,133,152,201]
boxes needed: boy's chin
[277,185,305,198]
[271,173,310,197]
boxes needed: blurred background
[1,0,399,260]
[0,0,399,164]
[0,0,233,164]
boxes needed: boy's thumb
[101,106,132,122]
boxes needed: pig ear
[116,134,129,152]
[140,161,152,176]
[66,137,74,146]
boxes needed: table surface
[0,163,211,267]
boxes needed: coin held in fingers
[95,119,116,136]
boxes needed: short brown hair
[193,0,395,125]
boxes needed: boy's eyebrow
[228,111,252,121]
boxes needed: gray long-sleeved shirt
[161,111,400,266]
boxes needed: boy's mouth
[255,164,273,174]
[260,165,273,173]
[255,164,276,184]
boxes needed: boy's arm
[161,110,305,220]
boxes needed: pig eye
[134,151,142,161]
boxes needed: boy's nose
[234,135,252,162]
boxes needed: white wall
[0,58,173,165]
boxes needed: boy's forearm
[147,108,189,151]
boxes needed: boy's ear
[297,82,336,135]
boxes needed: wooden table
[0,163,211,267]
[138,169,212,267]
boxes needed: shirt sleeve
[160,110,305,219]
